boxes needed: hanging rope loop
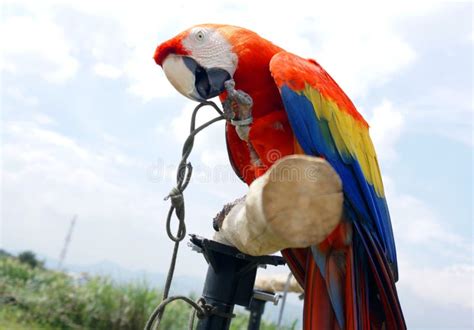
[145,99,225,330]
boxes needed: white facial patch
[182,27,238,76]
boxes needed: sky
[1,0,473,328]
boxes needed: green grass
[0,255,295,329]
[0,256,195,329]
[0,305,59,330]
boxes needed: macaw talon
[223,79,236,94]
[222,79,253,123]
[222,85,261,165]
[221,99,235,121]
[222,80,257,167]
[212,196,246,231]
[224,80,253,107]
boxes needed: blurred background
[1,0,472,329]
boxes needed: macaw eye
[195,30,205,42]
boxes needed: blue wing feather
[279,85,398,278]
[269,51,404,328]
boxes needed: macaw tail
[282,221,406,330]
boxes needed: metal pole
[189,235,285,330]
[247,298,266,330]
[195,252,246,330]
[247,291,280,330]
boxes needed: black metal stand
[247,290,281,330]
[189,235,285,330]
[247,296,266,330]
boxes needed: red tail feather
[282,221,406,330]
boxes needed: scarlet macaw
[154,24,405,329]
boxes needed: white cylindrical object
[213,155,343,255]
[254,273,304,294]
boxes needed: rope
[277,273,293,329]
[145,100,225,330]
[146,296,235,330]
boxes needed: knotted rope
[145,100,225,330]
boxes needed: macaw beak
[161,54,231,101]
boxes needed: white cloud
[136,0,422,101]
[153,101,247,208]
[0,119,166,270]
[2,0,436,100]
[167,100,243,182]
[170,100,225,144]
[382,176,474,314]
[30,113,56,126]
[124,49,177,101]
[93,62,123,79]
[369,100,405,161]
[403,87,473,146]
[0,111,242,274]
[200,149,230,168]
[0,14,78,83]
[401,262,473,310]
[309,4,417,99]
[5,86,39,107]
[390,193,471,255]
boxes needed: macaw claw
[212,195,246,231]
[222,79,253,122]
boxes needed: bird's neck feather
[229,36,284,118]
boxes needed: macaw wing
[269,51,398,280]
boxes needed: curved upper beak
[161,55,231,101]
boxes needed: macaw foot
[222,79,253,121]
[213,195,246,231]
[213,155,343,256]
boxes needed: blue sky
[1,0,472,328]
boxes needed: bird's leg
[222,79,253,140]
[222,80,253,120]
[222,80,262,166]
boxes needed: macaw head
[154,24,239,101]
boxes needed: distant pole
[57,215,77,270]
[277,273,293,328]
